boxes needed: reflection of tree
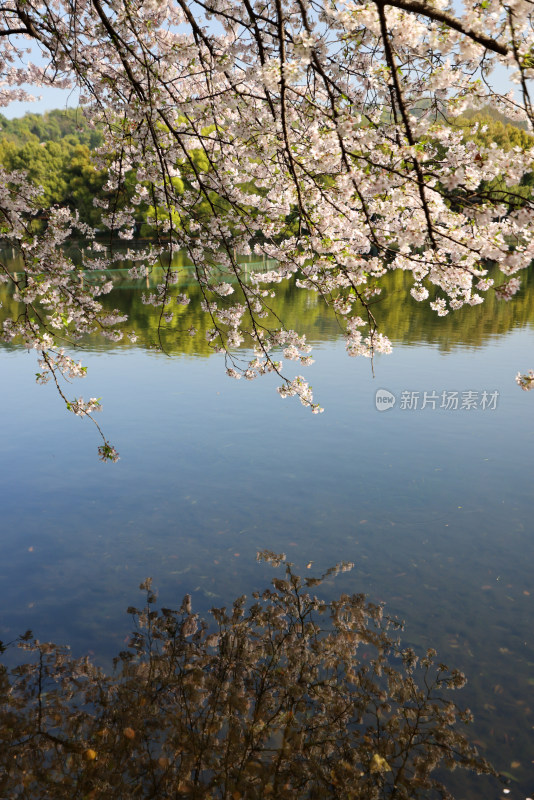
[0,250,339,358]
[373,267,534,351]
[0,554,494,799]
[108,262,534,356]
[2,248,534,358]
[105,275,335,357]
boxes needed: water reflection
[0,559,494,800]
[1,247,534,797]
[3,246,534,356]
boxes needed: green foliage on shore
[0,110,108,226]
[0,108,102,148]
[0,107,532,233]
[452,110,534,209]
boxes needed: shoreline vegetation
[1,106,533,242]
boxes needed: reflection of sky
[2,293,534,796]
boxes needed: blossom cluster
[516,370,534,390]
[1,0,534,453]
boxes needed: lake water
[1,247,534,797]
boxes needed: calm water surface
[1,249,534,797]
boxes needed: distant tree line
[0,107,532,235]
[0,109,148,231]
[0,109,109,228]
[453,109,534,210]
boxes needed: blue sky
[2,86,81,119]
[1,37,81,119]
[2,70,515,121]
[0,17,516,121]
